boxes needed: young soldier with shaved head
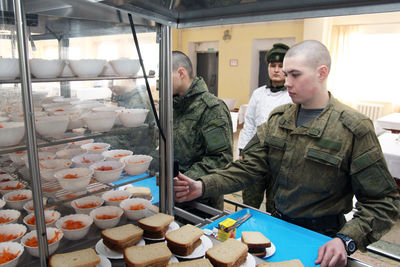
[174,41,399,267]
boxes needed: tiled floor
[224,124,400,266]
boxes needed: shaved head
[172,51,194,79]
[285,40,331,72]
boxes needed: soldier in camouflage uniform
[172,51,233,210]
[174,41,399,267]
[96,82,158,157]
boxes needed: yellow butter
[217,218,237,241]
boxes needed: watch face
[348,241,357,253]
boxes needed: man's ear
[317,65,329,82]
[177,67,187,79]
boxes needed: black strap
[128,13,166,142]
[273,210,345,237]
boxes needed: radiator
[356,103,383,121]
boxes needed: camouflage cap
[265,43,289,63]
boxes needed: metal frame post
[13,0,49,265]
[159,23,173,215]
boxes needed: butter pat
[217,218,237,241]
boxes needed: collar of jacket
[266,79,286,93]
[278,92,337,137]
[173,77,208,111]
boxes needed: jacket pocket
[304,147,343,192]
[265,135,286,179]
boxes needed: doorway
[196,52,219,96]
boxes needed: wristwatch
[336,233,357,255]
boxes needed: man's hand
[173,173,203,203]
[315,238,347,267]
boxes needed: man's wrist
[336,233,357,255]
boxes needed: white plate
[143,221,180,241]
[173,235,213,259]
[240,253,256,267]
[169,255,178,263]
[264,242,276,258]
[237,237,276,258]
[97,255,111,267]
[95,238,145,259]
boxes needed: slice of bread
[124,242,172,267]
[165,224,203,247]
[257,259,304,267]
[101,224,143,252]
[138,212,174,232]
[143,224,170,239]
[49,248,100,267]
[125,186,152,200]
[206,238,248,267]
[167,238,202,256]
[167,258,213,266]
[241,231,271,249]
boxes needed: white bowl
[89,206,123,229]
[0,117,9,123]
[71,154,105,168]
[82,112,117,132]
[29,59,65,79]
[0,175,14,184]
[0,181,26,195]
[68,139,94,149]
[23,152,56,168]
[102,149,133,161]
[55,214,93,240]
[81,143,110,154]
[0,59,19,80]
[120,155,153,176]
[119,109,149,127]
[71,196,104,215]
[55,148,86,159]
[21,227,63,257]
[22,198,50,213]
[54,168,93,193]
[119,198,151,221]
[0,199,5,209]
[109,59,140,76]
[101,62,117,76]
[0,210,20,225]
[23,210,61,231]
[39,159,72,181]
[101,190,132,207]
[39,144,70,154]
[90,160,125,183]
[3,190,32,210]
[0,122,25,147]
[45,106,77,116]
[60,64,74,77]
[0,224,26,243]
[68,59,107,78]
[92,106,124,113]
[35,116,69,137]
[0,242,24,267]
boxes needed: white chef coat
[238,86,292,150]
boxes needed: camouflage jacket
[174,77,233,209]
[201,94,399,250]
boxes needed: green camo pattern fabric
[174,77,233,210]
[201,93,399,250]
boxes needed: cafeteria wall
[172,21,304,107]
[173,13,400,115]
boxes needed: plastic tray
[203,208,331,266]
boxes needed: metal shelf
[0,123,152,155]
[0,75,155,84]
